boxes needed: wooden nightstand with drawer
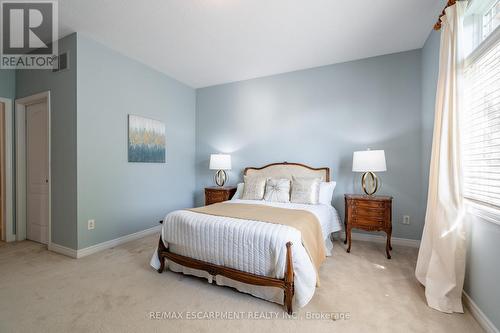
[344,194,393,259]
[204,187,237,205]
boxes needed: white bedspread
[150,199,342,308]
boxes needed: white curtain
[415,2,467,314]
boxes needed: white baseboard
[77,225,161,258]
[463,291,499,333]
[349,231,421,248]
[48,242,78,258]
[48,225,161,259]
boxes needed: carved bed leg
[283,242,294,315]
[157,235,166,273]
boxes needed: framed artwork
[128,115,166,163]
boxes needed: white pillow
[318,181,337,205]
[241,176,267,200]
[264,178,291,203]
[290,177,321,204]
[231,182,245,200]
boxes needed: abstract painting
[128,115,166,163]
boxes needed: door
[26,101,49,244]
[0,102,4,241]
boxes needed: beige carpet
[0,234,483,333]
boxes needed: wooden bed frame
[156,162,331,314]
[157,236,295,313]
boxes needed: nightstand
[205,186,237,205]
[344,194,393,259]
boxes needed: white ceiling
[59,0,443,88]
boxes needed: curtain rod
[434,0,457,30]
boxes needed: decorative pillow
[290,177,321,204]
[241,176,267,200]
[264,178,291,203]
[318,181,337,205]
[231,182,245,200]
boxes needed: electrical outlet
[402,215,410,225]
[88,219,95,230]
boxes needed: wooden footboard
[156,235,295,314]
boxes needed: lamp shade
[209,154,231,170]
[352,150,386,172]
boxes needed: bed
[150,162,342,313]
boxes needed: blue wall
[196,49,425,240]
[421,29,500,330]
[16,33,78,249]
[0,70,15,100]
[76,35,196,249]
[465,214,500,330]
[13,33,197,250]
[420,30,440,207]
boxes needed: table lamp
[209,154,231,187]
[352,149,386,195]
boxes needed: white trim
[464,24,500,67]
[465,0,500,59]
[15,102,26,240]
[350,232,421,248]
[48,242,78,258]
[47,226,161,259]
[0,97,14,242]
[76,225,161,258]
[466,200,500,226]
[15,91,52,246]
[463,291,500,333]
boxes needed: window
[462,1,500,208]
[482,0,500,39]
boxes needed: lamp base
[361,172,379,195]
[214,170,228,187]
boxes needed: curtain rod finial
[433,0,455,30]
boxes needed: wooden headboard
[244,162,330,182]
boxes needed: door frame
[0,97,14,242]
[15,91,51,246]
